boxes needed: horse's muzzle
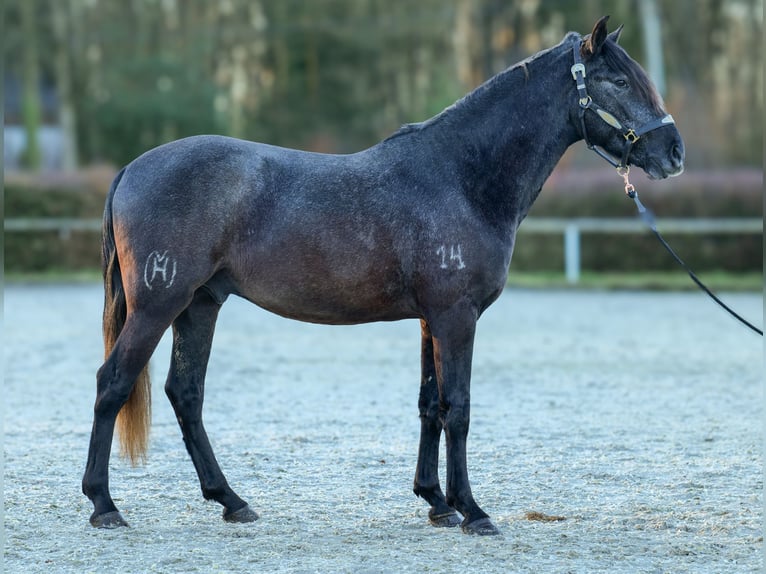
[645,138,685,180]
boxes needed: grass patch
[5,269,103,284]
[507,270,763,291]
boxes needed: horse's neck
[428,41,579,231]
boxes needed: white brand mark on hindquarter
[143,250,177,290]
[436,244,466,270]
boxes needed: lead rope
[617,167,763,336]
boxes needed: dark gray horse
[83,16,684,535]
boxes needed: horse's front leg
[429,305,500,536]
[413,319,461,528]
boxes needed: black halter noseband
[571,41,674,170]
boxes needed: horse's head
[572,16,684,179]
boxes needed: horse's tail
[102,166,151,466]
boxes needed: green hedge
[511,169,762,273]
[4,169,762,273]
[5,230,101,271]
[5,175,108,271]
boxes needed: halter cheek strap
[571,41,674,169]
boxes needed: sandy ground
[3,283,763,573]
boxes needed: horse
[82,16,684,535]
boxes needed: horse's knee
[418,399,440,422]
[443,404,470,437]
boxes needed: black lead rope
[619,169,763,337]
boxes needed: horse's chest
[410,232,511,304]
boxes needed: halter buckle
[623,129,639,143]
[570,63,586,80]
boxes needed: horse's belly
[235,258,417,325]
[243,287,418,325]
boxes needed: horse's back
[117,135,295,208]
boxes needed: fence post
[564,223,580,284]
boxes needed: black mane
[385,32,579,142]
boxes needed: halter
[571,41,675,170]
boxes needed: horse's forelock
[601,40,665,115]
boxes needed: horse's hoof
[223,504,259,523]
[429,510,462,528]
[461,517,501,536]
[90,510,129,529]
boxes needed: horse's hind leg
[164,289,258,523]
[82,313,169,527]
[413,319,461,528]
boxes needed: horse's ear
[608,24,624,44]
[582,15,610,58]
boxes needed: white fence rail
[519,217,762,283]
[5,217,762,284]
[5,217,102,236]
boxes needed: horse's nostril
[670,143,684,166]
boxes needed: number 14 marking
[436,244,466,270]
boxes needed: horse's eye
[614,79,628,88]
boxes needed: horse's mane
[385,33,579,143]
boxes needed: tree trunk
[453,0,483,90]
[20,0,42,170]
[638,0,666,96]
[51,0,79,169]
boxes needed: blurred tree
[51,0,79,169]
[638,0,666,95]
[19,0,42,169]
[3,0,761,167]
